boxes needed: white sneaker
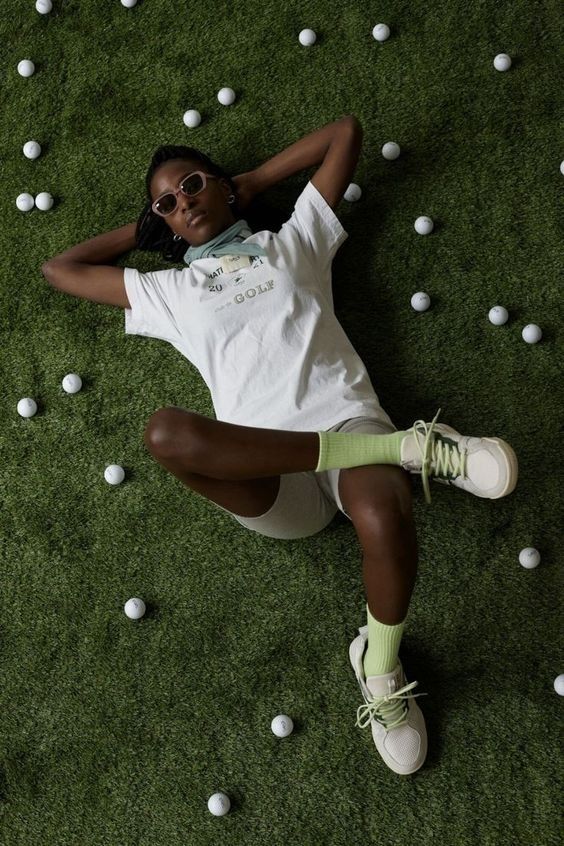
[400,408,519,504]
[349,625,428,775]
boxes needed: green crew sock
[315,429,409,473]
[363,603,406,677]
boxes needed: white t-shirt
[124,179,394,432]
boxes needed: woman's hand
[231,172,258,213]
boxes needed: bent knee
[143,406,200,456]
[352,499,411,540]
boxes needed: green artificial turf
[1,0,563,843]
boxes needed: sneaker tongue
[366,669,399,698]
[400,433,423,468]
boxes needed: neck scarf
[183,218,268,267]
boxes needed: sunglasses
[151,170,219,218]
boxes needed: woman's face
[149,159,237,246]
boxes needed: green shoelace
[355,679,428,730]
[410,408,468,505]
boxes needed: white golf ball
[217,87,235,106]
[271,714,294,738]
[411,292,431,312]
[207,792,231,816]
[35,192,54,211]
[298,29,316,46]
[62,373,82,394]
[16,193,35,212]
[519,547,541,569]
[105,464,125,485]
[522,323,542,344]
[494,53,512,72]
[372,24,390,42]
[124,597,146,619]
[382,142,400,160]
[414,216,434,235]
[17,398,38,418]
[121,0,137,7]
[344,183,362,202]
[23,141,42,160]
[36,0,52,13]
[554,675,564,696]
[183,109,201,128]
[560,160,564,176]
[488,306,509,326]
[18,60,35,78]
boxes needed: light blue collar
[183,218,268,266]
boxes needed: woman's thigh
[213,413,402,539]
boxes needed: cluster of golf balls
[183,85,236,129]
[16,373,126,484]
[14,8,563,815]
[409,292,543,343]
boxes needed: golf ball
[23,141,42,160]
[207,792,231,816]
[17,398,38,418]
[217,87,235,106]
[18,60,35,77]
[372,24,390,42]
[522,324,542,344]
[414,216,434,235]
[183,110,201,128]
[344,183,362,202]
[121,0,137,7]
[16,193,35,212]
[411,292,431,312]
[382,142,400,160]
[298,29,316,46]
[560,160,564,176]
[124,598,146,619]
[104,464,125,485]
[519,547,541,569]
[62,373,82,394]
[488,306,509,325]
[494,53,512,71]
[35,0,52,12]
[271,715,294,737]
[554,675,564,696]
[35,192,54,211]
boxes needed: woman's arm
[236,115,358,204]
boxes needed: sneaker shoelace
[355,679,428,731]
[410,407,468,505]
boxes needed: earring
[228,194,235,204]
[173,234,182,241]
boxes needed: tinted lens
[155,174,204,216]
[155,194,176,215]
[181,173,204,196]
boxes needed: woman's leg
[144,407,322,480]
[338,464,418,625]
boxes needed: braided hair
[136,144,289,263]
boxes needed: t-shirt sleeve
[277,179,349,272]
[123,265,184,343]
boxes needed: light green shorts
[214,415,397,540]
